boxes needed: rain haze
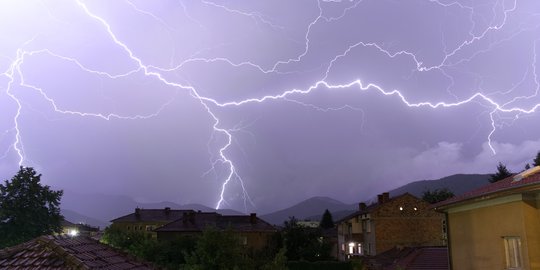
[1,0,540,214]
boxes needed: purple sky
[1,0,540,214]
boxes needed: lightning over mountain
[1,0,539,213]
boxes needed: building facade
[436,166,540,270]
[337,193,446,260]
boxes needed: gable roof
[111,208,195,223]
[0,235,154,269]
[435,166,540,209]
[155,212,276,233]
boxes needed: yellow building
[436,166,540,270]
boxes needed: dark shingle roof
[435,166,540,209]
[155,212,276,233]
[111,208,195,223]
[0,235,154,269]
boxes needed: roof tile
[0,235,155,269]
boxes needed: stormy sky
[1,0,540,214]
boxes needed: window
[146,225,154,231]
[504,236,522,269]
[348,242,355,254]
[239,236,248,246]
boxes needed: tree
[319,209,334,229]
[185,227,253,270]
[102,226,197,268]
[282,217,330,261]
[422,188,455,204]
[0,167,63,248]
[490,162,513,183]
[534,151,540,167]
[525,163,531,170]
[261,247,288,270]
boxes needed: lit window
[504,236,522,269]
[348,242,355,254]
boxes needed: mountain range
[260,174,491,225]
[60,173,491,227]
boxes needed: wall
[447,197,538,270]
[372,194,445,255]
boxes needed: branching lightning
[1,0,539,211]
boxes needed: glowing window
[348,242,355,254]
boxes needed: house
[336,192,446,260]
[154,212,277,251]
[0,235,154,269]
[435,166,540,270]
[61,219,100,238]
[110,207,194,237]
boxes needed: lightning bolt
[2,0,539,211]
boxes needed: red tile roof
[400,247,449,270]
[0,235,154,269]
[367,247,448,270]
[435,167,540,209]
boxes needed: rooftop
[435,166,540,209]
[110,207,195,223]
[0,235,154,269]
[336,192,418,223]
[155,212,276,233]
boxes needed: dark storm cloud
[1,0,540,213]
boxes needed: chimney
[164,207,171,216]
[189,212,195,224]
[359,202,367,211]
[377,194,384,204]
[135,207,141,219]
[250,213,257,224]
[383,192,390,203]
[182,212,189,224]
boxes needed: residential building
[0,235,154,269]
[110,207,194,237]
[337,192,446,260]
[61,219,99,238]
[435,166,540,270]
[155,212,276,251]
